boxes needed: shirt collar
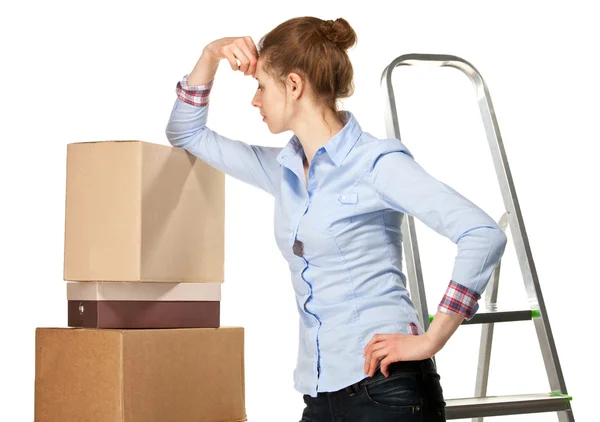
[276,110,362,167]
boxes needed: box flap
[122,327,246,422]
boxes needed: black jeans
[299,358,446,421]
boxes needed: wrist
[187,52,219,87]
[423,310,465,355]
[202,46,220,63]
[422,331,443,356]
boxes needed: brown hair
[257,17,357,116]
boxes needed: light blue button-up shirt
[166,90,507,398]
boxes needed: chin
[263,118,286,134]
[268,123,284,134]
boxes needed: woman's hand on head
[203,37,258,76]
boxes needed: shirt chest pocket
[318,190,359,233]
[339,192,358,205]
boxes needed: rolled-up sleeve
[175,74,213,106]
[165,74,282,197]
[369,142,507,320]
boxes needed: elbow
[165,128,177,148]
[165,124,179,147]
[164,99,208,150]
[165,120,207,151]
[457,224,508,256]
[490,226,508,258]
[165,124,187,149]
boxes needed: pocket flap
[338,192,358,204]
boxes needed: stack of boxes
[34,140,247,422]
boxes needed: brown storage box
[63,140,225,283]
[66,281,221,328]
[35,327,246,422]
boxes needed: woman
[166,16,507,422]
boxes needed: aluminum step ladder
[380,53,574,421]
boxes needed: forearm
[423,310,464,354]
[187,50,220,86]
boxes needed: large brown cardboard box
[34,327,246,422]
[63,140,224,283]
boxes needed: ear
[287,72,305,99]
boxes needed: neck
[291,105,345,165]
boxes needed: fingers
[223,38,258,76]
[242,36,259,76]
[236,44,256,75]
[364,342,386,376]
[364,333,382,351]
[379,356,393,377]
[243,36,258,56]
[223,46,240,71]
[363,333,383,357]
[367,348,386,377]
[230,45,250,73]
[363,334,380,375]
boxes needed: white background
[1,1,597,421]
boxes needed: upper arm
[165,95,281,197]
[368,143,500,242]
[369,140,508,317]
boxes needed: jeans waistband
[342,358,437,396]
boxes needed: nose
[251,90,261,109]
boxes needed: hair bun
[319,18,357,50]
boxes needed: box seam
[120,332,125,421]
[137,142,143,281]
[63,146,69,281]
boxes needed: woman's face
[251,56,294,134]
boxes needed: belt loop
[419,359,427,380]
[345,381,361,396]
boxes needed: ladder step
[430,309,539,325]
[464,309,538,325]
[446,393,572,419]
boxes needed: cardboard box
[66,281,221,328]
[35,327,246,422]
[63,140,225,283]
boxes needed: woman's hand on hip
[362,332,437,378]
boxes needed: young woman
[166,16,507,422]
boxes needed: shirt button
[293,239,304,257]
[342,195,347,199]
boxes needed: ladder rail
[400,211,430,332]
[380,53,573,421]
[473,212,507,422]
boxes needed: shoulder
[353,132,415,170]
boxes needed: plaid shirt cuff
[438,280,481,320]
[176,73,214,106]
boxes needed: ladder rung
[463,309,536,325]
[446,393,572,419]
[430,309,538,325]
